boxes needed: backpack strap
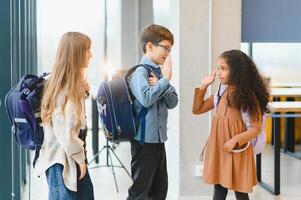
[19,97,36,133]
[137,107,147,145]
[125,64,153,145]
[16,74,37,91]
[33,116,44,167]
[214,84,229,109]
[216,84,222,106]
[39,72,50,78]
[125,64,152,80]
[33,148,41,167]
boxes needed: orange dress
[193,87,262,193]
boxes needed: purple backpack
[241,112,266,154]
[5,73,49,167]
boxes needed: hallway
[22,131,301,200]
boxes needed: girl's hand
[201,71,216,89]
[223,137,239,153]
[82,80,90,97]
[83,80,90,93]
[148,73,158,86]
[78,162,87,180]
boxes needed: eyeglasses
[156,44,171,53]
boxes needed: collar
[140,56,160,68]
[140,56,163,79]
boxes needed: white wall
[106,0,153,73]
[168,0,211,198]
[211,0,242,90]
[166,0,180,198]
[105,0,123,79]
[121,0,140,69]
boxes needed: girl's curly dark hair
[220,50,270,120]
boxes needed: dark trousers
[76,163,94,200]
[127,140,168,200]
[213,184,249,200]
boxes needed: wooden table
[270,83,301,88]
[269,102,301,112]
[270,88,301,97]
[269,89,301,153]
[257,102,301,195]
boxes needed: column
[168,0,241,198]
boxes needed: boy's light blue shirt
[128,56,178,143]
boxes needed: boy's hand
[160,55,172,81]
[200,71,215,89]
[148,73,158,86]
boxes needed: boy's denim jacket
[128,56,178,143]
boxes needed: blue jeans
[46,163,94,200]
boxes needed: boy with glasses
[127,24,178,200]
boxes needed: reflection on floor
[22,132,301,200]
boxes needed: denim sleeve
[129,67,170,108]
[161,86,178,109]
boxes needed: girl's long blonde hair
[41,32,91,129]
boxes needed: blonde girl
[37,32,94,200]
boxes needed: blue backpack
[96,64,153,144]
[5,73,49,167]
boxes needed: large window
[37,0,105,94]
[153,0,170,27]
[241,43,301,84]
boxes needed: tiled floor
[22,133,301,200]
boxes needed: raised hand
[201,71,216,89]
[160,55,172,81]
